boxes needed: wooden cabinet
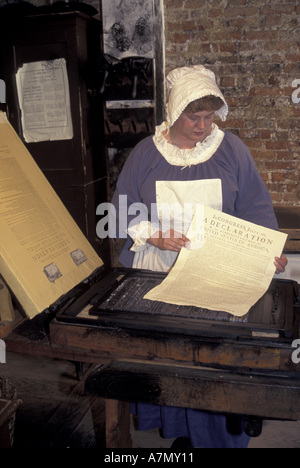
[1,12,110,264]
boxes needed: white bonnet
[166,65,228,126]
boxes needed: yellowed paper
[16,59,73,143]
[144,206,288,317]
[0,280,15,322]
[0,112,103,318]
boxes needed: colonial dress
[111,66,278,448]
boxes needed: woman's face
[171,110,215,148]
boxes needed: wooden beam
[105,399,132,449]
[85,361,300,421]
[50,320,296,372]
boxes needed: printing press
[1,114,300,447]
[46,266,300,442]
[4,261,300,446]
[0,8,299,447]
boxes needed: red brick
[259,4,296,15]
[286,54,300,63]
[220,43,238,53]
[220,77,235,87]
[250,87,285,96]
[164,0,299,207]
[165,0,184,9]
[182,21,198,32]
[184,0,205,8]
[266,141,289,150]
[272,172,287,182]
[208,9,223,18]
[245,31,278,41]
[172,33,190,43]
[213,31,243,41]
[224,6,258,17]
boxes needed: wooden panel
[105,399,132,449]
[50,271,300,375]
[281,229,300,253]
[85,361,300,421]
[275,207,300,253]
[275,207,300,230]
[50,319,296,372]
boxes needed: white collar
[153,122,225,168]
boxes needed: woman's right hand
[147,229,190,252]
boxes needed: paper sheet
[102,0,155,59]
[16,59,73,143]
[144,206,288,317]
[0,112,102,319]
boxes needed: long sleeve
[111,137,161,266]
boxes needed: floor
[1,351,300,448]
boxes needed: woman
[112,65,287,448]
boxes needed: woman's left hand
[274,254,288,274]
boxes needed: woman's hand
[274,254,288,274]
[148,232,288,273]
[147,230,190,252]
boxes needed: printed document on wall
[16,59,73,143]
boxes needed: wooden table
[4,272,300,448]
[2,207,300,447]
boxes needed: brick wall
[0,0,298,206]
[164,0,300,206]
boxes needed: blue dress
[112,130,278,448]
